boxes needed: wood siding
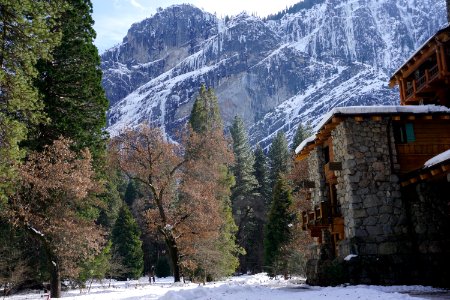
[395,119,450,174]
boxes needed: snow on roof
[424,149,450,168]
[294,105,450,154]
[294,134,315,155]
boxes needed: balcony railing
[416,74,427,90]
[406,86,413,97]
[429,64,439,80]
[405,64,439,101]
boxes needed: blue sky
[91,0,301,53]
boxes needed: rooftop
[295,105,450,156]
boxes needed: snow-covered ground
[6,274,449,300]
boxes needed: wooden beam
[409,177,418,184]
[324,123,337,131]
[295,153,308,161]
[440,44,447,73]
[371,116,382,121]
[401,181,410,187]
[420,173,431,180]
[431,168,442,176]
[332,117,343,124]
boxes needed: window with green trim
[393,122,416,144]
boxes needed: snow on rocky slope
[101,0,447,147]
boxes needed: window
[329,184,341,217]
[323,146,330,164]
[393,123,416,144]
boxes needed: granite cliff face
[101,0,447,147]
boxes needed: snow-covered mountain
[101,0,447,147]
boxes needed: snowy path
[6,274,449,300]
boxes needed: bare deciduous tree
[4,138,105,298]
[109,125,236,282]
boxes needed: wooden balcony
[324,162,342,183]
[404,65,441,102]
[302,201,345,245]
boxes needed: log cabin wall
[394,119,450,174]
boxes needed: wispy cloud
[129,0,145,9]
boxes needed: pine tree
[250,144,272,273]
[189,84,222,133]
[123,180,141,207]
[111,205,144,280]
[0,0,64,202]
[185,86,241,280]
[264,178,294,277]
[78,241,112,291]
[254,145,271,203]
[32,0,108,165]
[229,116,261,272]
[268,131,291,189]
[291,123,312,153]
[230,116,259,200]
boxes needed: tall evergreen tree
[186,86,241,279]
[123,180,141,207]
[229,116,261,272]
[268,131,291,189]
[111,205,144,280]
[189,84,222,133]
[251,144,272,272]
[254,145,271,203]
[264,178,294,277]
[32,0,108,165]
[0,0,64,202]
[230,116,259,200]
[291,123,312,153]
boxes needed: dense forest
[0,0,313,297]
[264,0,326,21]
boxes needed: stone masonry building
[295,106,450,287]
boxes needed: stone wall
[307,147,328,208]
[331,118,408,258]
[402,180,450,287]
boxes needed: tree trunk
[165,235,181,282]
[50,261,61,298]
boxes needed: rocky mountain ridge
[101,0,447,147]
